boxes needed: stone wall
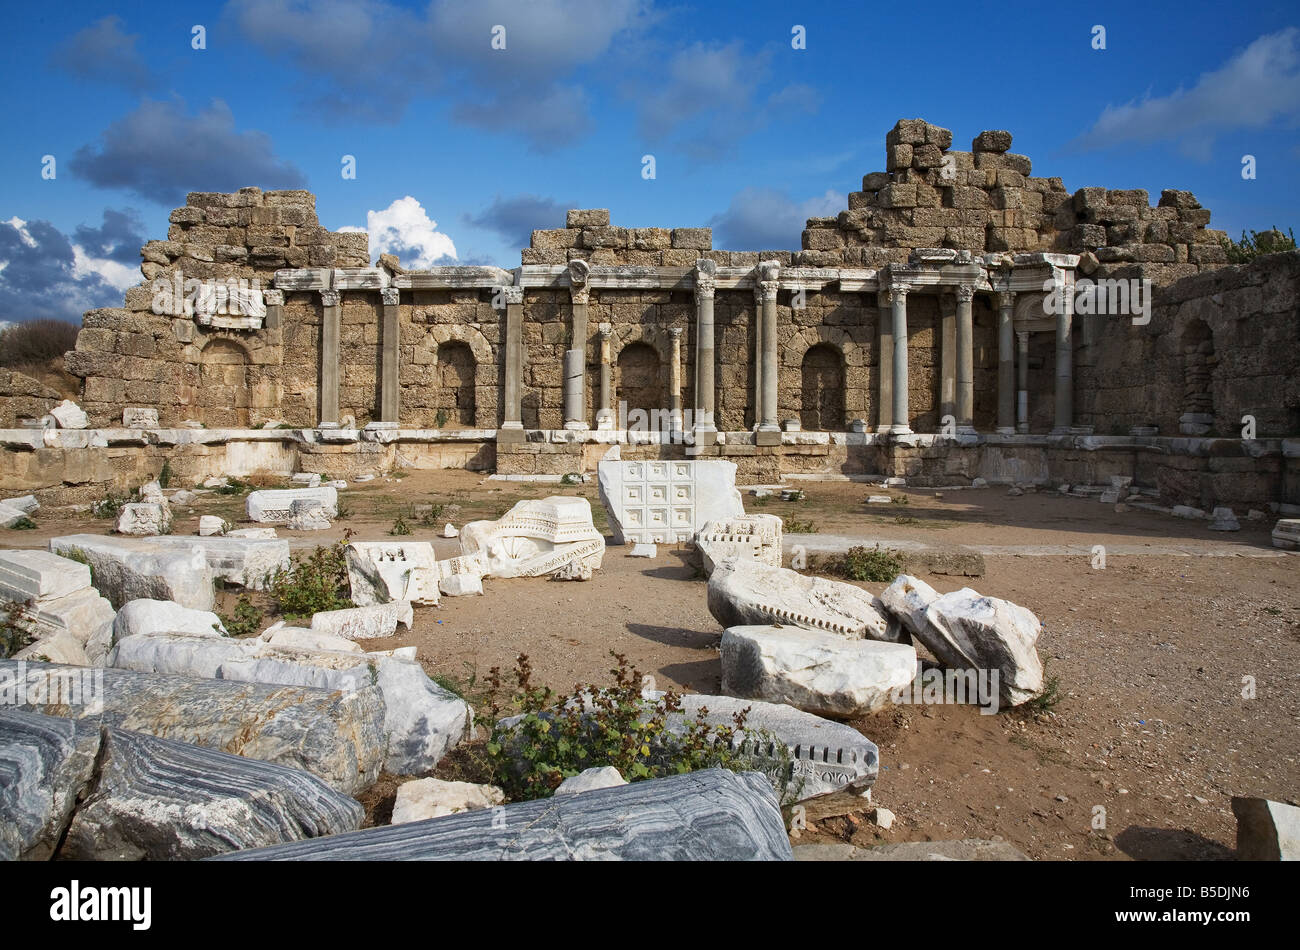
[0,368,60,426]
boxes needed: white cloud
[72,246,136,292]
[709,187,843,250]
[1075,28,1300,155]
[341,196,458,268]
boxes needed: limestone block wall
[65,187,368,427]
[0,368,60,426]
[1077,250,1300,437]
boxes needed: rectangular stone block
[246,487,339,524]
[566,209,609,228]
[0,550,91,602]
[670,228,712,250]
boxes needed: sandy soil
[6,469,1296,860]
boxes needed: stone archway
[436,341,476,427]
[800,343,845,430]
[616,341,663,418]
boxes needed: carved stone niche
[192,277,268,331]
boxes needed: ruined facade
[1,118,1294,509]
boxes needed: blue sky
[1,0,1298,321]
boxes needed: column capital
[380,288,400,306]
[320,290,341,307]
[695,274,716,298]
[262,289,284,307]
[668,326,683,339]
[880,285,910,306]
[598,322,613,340]
[1017,329,1029,344]
[501,286,524,305]
[996,290,1015,311]
[570,285,591,304]
[954,283,976,303]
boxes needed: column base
[562,421,589,431]
[755,429,783,446]
[889,425,914,435]
[692,425,718,446]
[497,423,526,444]
[1016,423,1029,434]
[365,421,399,431]
[995,427,1016,435]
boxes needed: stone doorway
[616,342,663,417]
[436,341,476,427]
[800,343,844,430]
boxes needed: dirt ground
[7,469,1297,860]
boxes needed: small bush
[217,595,262,638]
[418,502,445,527]
[268,535,354,621]
[0,598,34,658]
[9,516,36,530]
[480,652,788,803]
[213,478,249,496]
[335,500,353,520]
[91,489,136,518]
[560,473,582,485]
[785,518,818,533]
[827,544,903,583]
[434,409,450,428]
[1221,226,1296,264]
[158,460,173,489]
[0,319,79,369]
[389,515,412,536]
[890,494,909,505]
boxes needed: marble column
[263,289,283,330]
[890,285,911,434]
[499,285,525,441]
[563,284,589,430]
[1053,271,1074,433]
[380,287,400,425]
[939,292,956,425]
[877,291,894,432]
[693,262,717,442]
[668,326,683,433]
[319,290,341,426]
[1016,330,1029,433]
[996,290,1015,434]
[755,261,781,443]
[596,323,614,430]
[955,284,974,433]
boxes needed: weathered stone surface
[49,399,88,429]
[550,557,592,581]
[1273,519,1300,550]
[198,515,226,536]
[61,726,364,860]
[1208,506,1240,531]
[599,459,745,545]
[114,502,172,536]
[0,549,90,602]
[346,541,440,606]
[461,496,604,578]
[288,499,332,531]
[674,694,879,800]
[264,622,360,654]
[246,487,338,523]
[153,535,290,590]
[707,558,901,641]
[437,552,486,595]
[310,601,412,640]
[695,514,783,577]
[880,574,938,639]
[49,535,216,610]
[391,778,504,824]
[109,635,470,775]
[793,839,1031,861]
[555,766,628,796]
[112,598,227,643]
[215,769,792,861]
[917,589,1045,707]
[122,407,159,427]
[12,631,91,666]
[0,709,101,860]
[721,625,917,719]
[4,658,384,795]
[1232,797,1300,860]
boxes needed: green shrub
[91,489,135,518]
[9,516,36,530]
[268,536,354,621]
[158,459,173,489]
[785,518,817,533]
[827,544,903,583]
[481,652,787,802]
[560,473,582,485]
[418,502,446,527]
[213,478,249,496]
[435,409,449,428]
[1221,226,1296,264]
[389,515,412,536]
[0,599,34,658]
[217,595,262,638]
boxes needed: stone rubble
[346,541,440,606]
[391,778,505,824]
[460,496,604,579]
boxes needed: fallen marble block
[437,553,485,595]
[214,769,792,861]
[695,514,783,577]
[49,535,215,611]
[0,709,101,860]
[442,523,458,538]
[346,541,440,606]
[629,542,657,558]
[264,623,361,654]
[171,489,198,507]
[227,527,278,540]
[112,598,227,644]
[290,473,322,487]
[139,480,166,506]
[61,726,364,861]
[1232,797,1300,860]
[555,766,628,796]
[310,601,412,641]
[550,558,591,582]
[50,399,88,429]
[288,500,332,531]
[391,778,504,824]
[460,496,604,578]
[11,587,115,656]
[917,588,1045,707]
[246,487,338,524]
[707,558,901,642]
[198,515,227,536]
[0,502,34,528]
[141,536,292,590]
[3,659,384,795]
[110,635,470,776]
[721,625,917,719]
[0,549,87,603]
[113,502,172,536]
[1273,519,1300,550]
[880,574,938,640]
[2,495,40,516]
[672,694,879,800]
[598,458,745,545]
